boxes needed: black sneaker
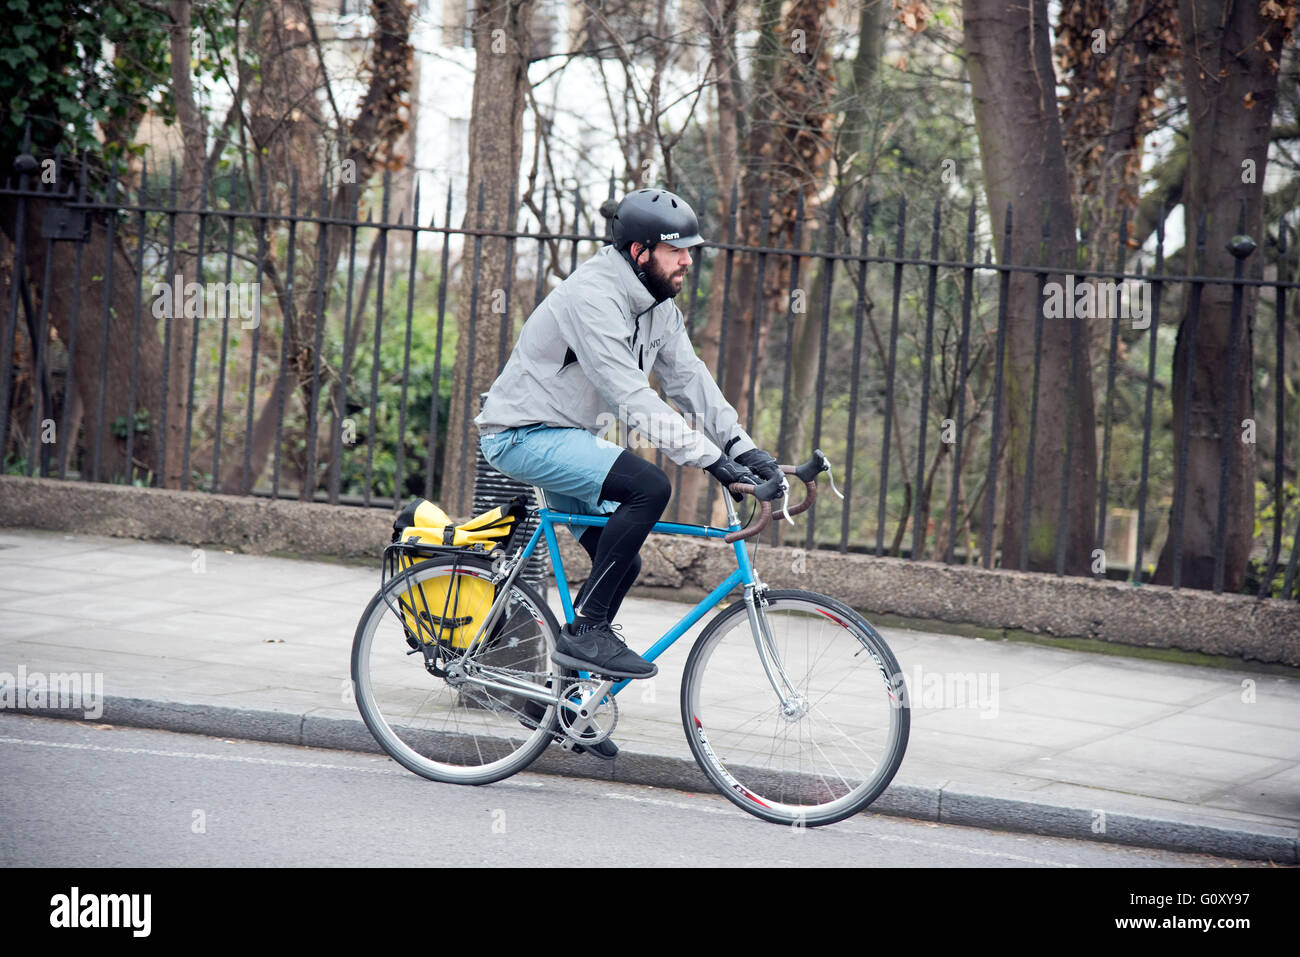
[553,620,658,679]
[518,690,618,760]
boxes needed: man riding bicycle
[475,188,784,748]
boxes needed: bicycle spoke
[353,556,561,785]
[811,708,882,774]
[805,717,869,787]
[805,659,876,712]
[683,593,908,826]
[791,617,841,690]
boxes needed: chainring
[556,679,618,746]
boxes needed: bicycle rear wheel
[351,553,562,785]
[680,590,909,826]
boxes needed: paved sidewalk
[0,528,1296,862]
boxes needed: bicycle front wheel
[351,553,562,786]
[681,590,909,826]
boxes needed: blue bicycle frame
[504,501,759,697]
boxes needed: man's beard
[641,254,685,302]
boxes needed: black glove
[705,455,760,503]
[735,447,783,483]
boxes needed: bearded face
[632,242,692,302]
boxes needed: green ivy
[1250,479,1300,598]
[110,408,151,439]
[0,0,247,169]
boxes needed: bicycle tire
[351,552,563,785]
[680,589,909,826]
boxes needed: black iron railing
[1,147,1295,600]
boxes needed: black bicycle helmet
[610,188,704,251]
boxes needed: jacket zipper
[631,304,654,349]
[632,304,655,370]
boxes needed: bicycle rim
[351,556,561,785]
[681,590,909,826]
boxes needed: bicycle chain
[409,583,620,744]
[446,660,619,745]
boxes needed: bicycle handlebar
[722,448,830,543]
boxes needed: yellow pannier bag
[391,496,527,549]
[394,526,496,649]
[390,496,529,650]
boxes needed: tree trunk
[964,0,1098,573]
[839,0,885,173]
[441,0,535,517]
[163,0,205,489]
[775,0,886,545]
[703,0,834,494]
[1152,0,1292,590]
[1056,0,1180,269]
[213,0,327,496]
[2,197,165,484]
[674,0,743,525]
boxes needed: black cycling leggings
[571,450,671,623]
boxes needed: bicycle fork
[719,489,808,720]
[743,585,809,720]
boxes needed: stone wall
[4,475,1296,665]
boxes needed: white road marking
[0,734,543,787]
[600,791,1076,866]
[1,735,406,774]
[602,791,750,818]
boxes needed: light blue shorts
[479,425,623,536]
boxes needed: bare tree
[1056,0,1181,269]
[964,0,1099,574]
[440,0,536,517]
[219,0,414,496]
[686,0,837,526]
[1151,0,1295,590]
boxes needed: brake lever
[777,482,794,525]
[824,460,845,500]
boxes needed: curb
[15,695,1296,865]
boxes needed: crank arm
[557,678,614,737]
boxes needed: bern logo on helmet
[659,232,680,241]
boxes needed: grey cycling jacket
[474,244,757,469]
